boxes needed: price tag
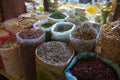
[95,46,101,54]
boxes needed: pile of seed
[72,23,97,40]
[18,29,43,39]
[0,39,16,48]
[102,21,120,40]
[37,41,73,66]
[71,57,118,80]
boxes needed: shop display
[65,52,120,80]
[16,28,45,80]
[0,0,119,80]
[70,22,98,53]
[51,22,75,43]
[36,41,74,80]
[96,20,120,64]
[0,38,22,79]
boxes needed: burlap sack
[36,47,74,80]
[0,40,22,79]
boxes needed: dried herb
[49,11,66,19]
[41,23,54,29]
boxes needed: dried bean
[18,29,43,39]
[37,41,73,66]
[71,57,118,80]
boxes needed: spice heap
[0,38,16,48]
[71,57,118,80]
[49,11,66,19]
[72,23,97,40]
[97,21,120,63]
[18,29,43,39]
[37,41,73,66]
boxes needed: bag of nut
[0,38,22,79]
[96,20,120,64]
[0,29,11,69]
[36,41,74,80]
[16,28,45,80]
[69,22,98,53]
[51,22,76,43]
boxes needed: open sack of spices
[36,41,74,80]
[33,20,55,41]
[69,22,98,53]
[16,28,45,80]
[96,20,120,64]
[51,22,76,43]
[48,11,69,22]
[0,29,11,69]
[17,18,37,30]
[65,52,120,80]
[0,37,22,79]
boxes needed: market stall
[0,0,120,80]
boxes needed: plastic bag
[70,35,96,53]
[16,28,45,44]
[69,22,98,53]
[51,22,76,43]
[16,28,45,80]
[0,38,22,79]
[65,52,120,80]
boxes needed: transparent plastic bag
[70,34,96,53]
[16,28,45,80]
[16,28,45,44]
[69,22,98,53]
[51,22,76,43]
